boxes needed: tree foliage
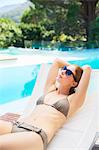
[88,17,99,48]
[22,1,82,36]
[0,18,22,48]
[0,0,99,49]
[28,0,99,47]
[19,23,43,41]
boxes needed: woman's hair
[69,65,83,95]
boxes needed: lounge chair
[88,70,99,150]
[0,63,97,150]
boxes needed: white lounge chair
[0,63,97,150]
[21,63,97,150]
[88,70,99,150]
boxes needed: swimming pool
[0,48,99,104]
[0,57,99,104]
[0,64,40,104]
[70,58,99,69]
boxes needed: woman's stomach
[18,104,66,141]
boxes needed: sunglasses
[61,66,77,82]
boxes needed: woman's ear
[72,81,78,88]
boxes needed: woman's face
[56,65,77,87]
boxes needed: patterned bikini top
[36,95,70,117]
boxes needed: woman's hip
[11,121,48,150]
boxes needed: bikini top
[36,95,70,117]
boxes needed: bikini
[11,95,70,150]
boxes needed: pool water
[69,58,99,69]
[0,47,99,60]
[0,65,40,104]
[0,57,99,104]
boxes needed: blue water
[0,48,99,104]
[69,58,99,69]
[0,47,99,60]
[0,65,40,104]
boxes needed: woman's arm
[44,58,70,94]
[67,65,92,118]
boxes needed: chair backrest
[92,70,99,130]
[47,69,97,150]
[22,63,51,116]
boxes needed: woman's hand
[82,65,92,71]
[54,58,70,68]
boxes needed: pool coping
[0,54,88,68]
[0,54,18,61]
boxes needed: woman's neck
[57,86,69,95]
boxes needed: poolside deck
[0,52,83,68]
[0,54,17,61]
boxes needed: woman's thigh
[0,120,12,135]
[0,131,43,150]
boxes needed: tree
[19,23,45,48]
[89,16,99,47]
[29,0,99,46]
[25,0,82,35]
[0,18,22,48]
[80,0,99,42]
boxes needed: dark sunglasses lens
[67,70,76,82]
[66,70,72,75]
[63,66,67,70]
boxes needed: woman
[0,58,91,150]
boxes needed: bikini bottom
[11,121,48,150]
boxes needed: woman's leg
[0,131,43,150]
[0,120,12,135]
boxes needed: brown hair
[69,65,83,95]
